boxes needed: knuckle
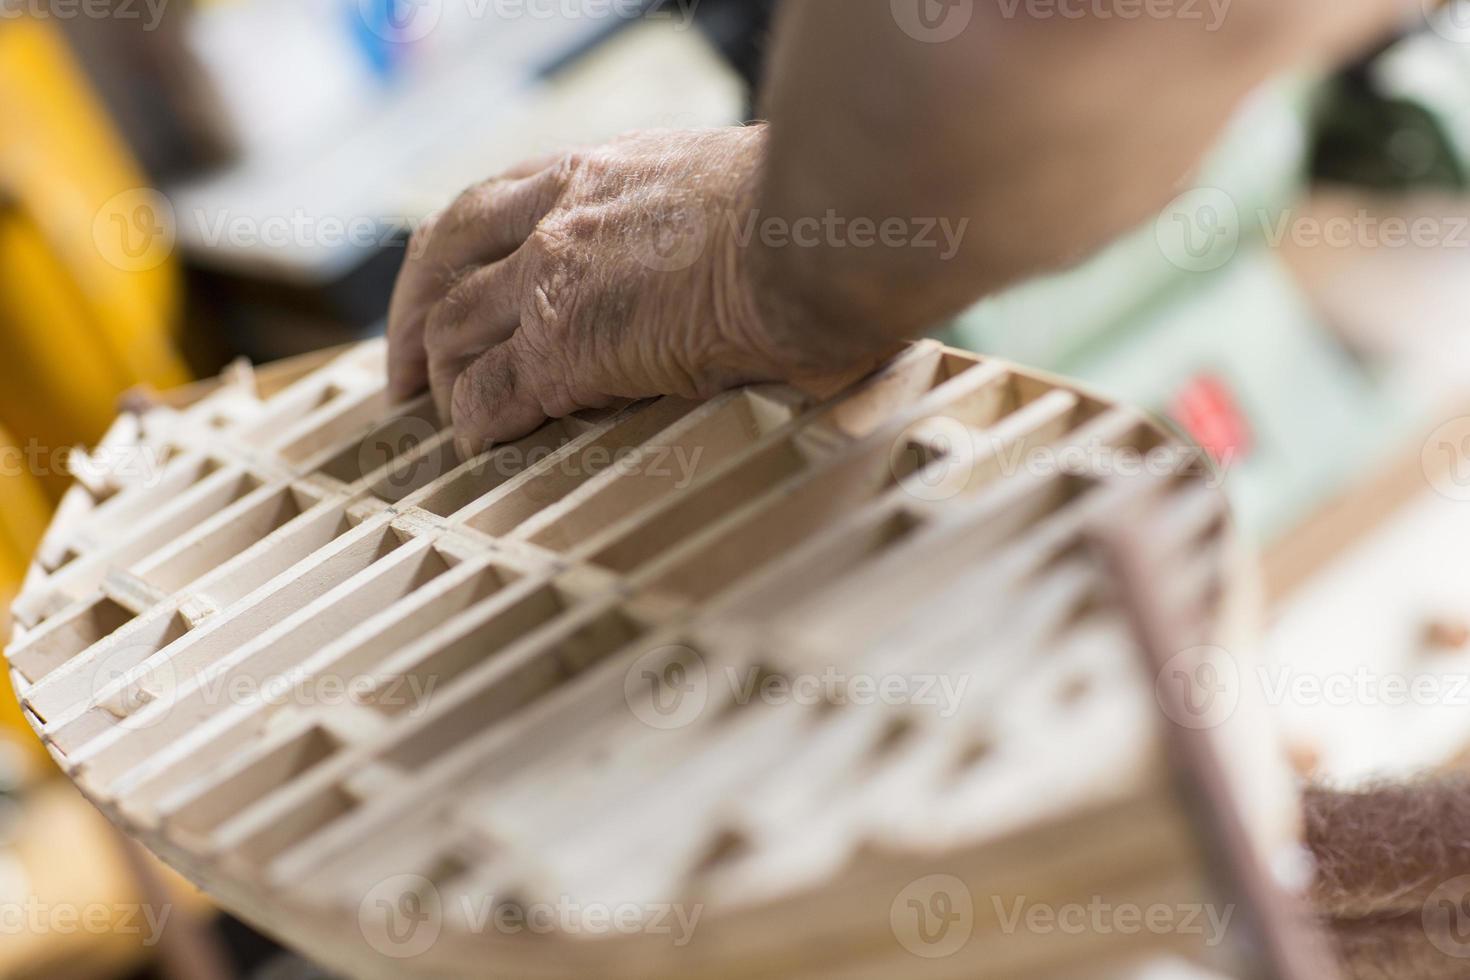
[526,263,575,333]
[556,206,606,242]
[556,150,590,180]
[559,146,624,195]
[527,219,578,264]
[531,203,606,253]
[577,146,620,176]
[539,153,584,197]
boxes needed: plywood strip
[3,340,1321,980]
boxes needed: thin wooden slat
[2,340,1324,980]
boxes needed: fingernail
[455,436,479,461]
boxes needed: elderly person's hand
[389,2,1411,456]
[387,126,887,454]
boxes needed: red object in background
[1169,373,1253,464]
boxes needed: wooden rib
[1,339,1311,980]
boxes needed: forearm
[754,0,1412,343]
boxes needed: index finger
[386,151,574,401]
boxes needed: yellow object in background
[0,415,49,742]
[0,17,189,491]
[0,18,192,746]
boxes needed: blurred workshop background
[7,0,1470,976]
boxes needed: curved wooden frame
[6,341,1325,979]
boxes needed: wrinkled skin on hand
[388,125,1470,980]
[388,126,886,455]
